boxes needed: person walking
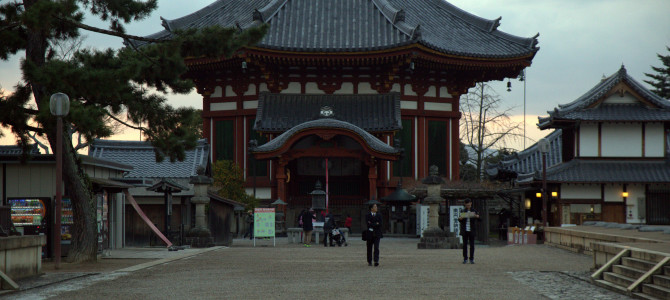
[243,210,254,240]
[365,203,383,267]
[458,198,480,264]
[323,212,336,247]
[302,208,314,247]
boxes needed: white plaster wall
[439,86,450,98]
[603,93,637,104]
[425,86,436,97]
[243,83,256,96]
[259,83,269,93]
[358,82,377,94]
[625,184,645,223]
[243,100,258,109]
[602,123,641,157]
[645,123,664,157]
[225,85,235,97]
[403,84,417,96]
[210,102,236,111]
[560,184,601,199]
[603,184,624,202]
[304,82,325,94]
[400,101,417,110]
[424,102,452,111]
[281,82,301,94]
[391,83,401,93]
[579,123,598,157]
[245,187,272,200]
[211,86,223,98]
[333,82,354,94]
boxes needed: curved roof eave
[252,119,400,156]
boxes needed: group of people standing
[291,198,481,267]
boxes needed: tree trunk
[25,0,98,263]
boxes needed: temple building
[135,0,539,228]
[488,66,670,226]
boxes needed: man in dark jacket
[302,209,314,247]
[323,212,336,247]
[458,199,480,264]
[365,204,383,267]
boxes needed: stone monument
[185,166,215,247]
[417,165,459,249]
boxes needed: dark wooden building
[133,0,539,228]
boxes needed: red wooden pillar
[367,157,378,200]
[276,159,288,203]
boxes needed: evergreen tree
[644,46,670,99]
[0,1,266,262]
[212,160,257,209]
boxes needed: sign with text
[450,205,464,244]
[254,208,276,238]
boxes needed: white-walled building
[489,66,670,225]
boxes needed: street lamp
[50,92,70,269]
[538,138,550,227]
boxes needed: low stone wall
[544,227,660,255]
[0,235,46,289]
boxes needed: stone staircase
[592,249,670,300]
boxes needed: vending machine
[9,198,51,257]
[61,198,74,256]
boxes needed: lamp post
[50,92,70,269]
[538,138,549,227]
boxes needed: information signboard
[253,208,276,246]
[450,205,464,244]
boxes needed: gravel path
[6,238,632,299]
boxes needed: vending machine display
[61,198,73,241]
[9,198,46,232]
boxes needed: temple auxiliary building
[135,0,538,216]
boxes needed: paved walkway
[4,238,633,299]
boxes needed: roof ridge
[371,0,419,40]
[253,0,288,22]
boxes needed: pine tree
[0,1,266,262]
[644,46,670,99]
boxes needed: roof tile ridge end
[370,0,417,39]
[254,0,288,23]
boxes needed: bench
[287,227,349,244]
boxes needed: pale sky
[1,0,669,151]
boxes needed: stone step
[594,279,628,294]
[665,266,670,276]
[653,274,670,289]
[642,283,670,300]
[622,257,656,272]
[603,271,635,287]
[632,292,664,300]
[613,264,647,279]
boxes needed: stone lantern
[186,166,214,247]
[417,165,459,249]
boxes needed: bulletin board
[253,208,276,246]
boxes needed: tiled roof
[252,118,400,155]
[129,0,538,59]
[538,66,670,129]
[88,139,209,179]
[515,159,670,184]
[0,144,40,155]
[254,93,401,133]
[485,129,562,178]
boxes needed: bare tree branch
[105,110,145,131]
